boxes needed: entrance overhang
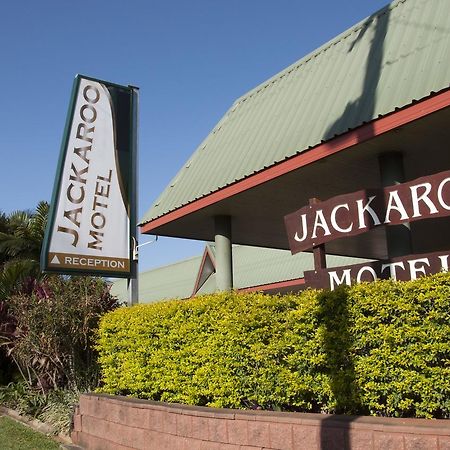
[141,89,450,261]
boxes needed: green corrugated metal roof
[111,254,202,303]
[231,245,364,289]
[141,0,450,226]
[111,245,367,303]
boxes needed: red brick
[374,432,405,450]
[228,419,249,445]
[108,422,147,448]
[78,433,101,450]
[191,416,211,441]
[79,432,134,450]
[247,421,270,447]
[200,440,222,450]
[108,405,149,428]
[71,430,80,444]
[404,434,438,450]
[160,434,178,450]
[219,444,240,450]
[347,430,373,450]
[292,424,318,449]
[82,415,110,439]
[148,409,165,432]
[97,400,120,422]
[163,412,178,435]
[78,396,92,416]
[132,428,149,449]
[319,426,345,450]
[146,429,182,449]
[171,435,190,450]
[209,417,229,443]
[439,437,450,450]
[79,395,91,412]
[113,403,129,424]
[184,437,203,450]
[134,407,151,429]
[73,414,82,432]
[177,414,192,437]
[147,431,180,450]
[269,422,293,450]
[87,397,102,418]
[144,429,159,446]
[239,446,263,450]
[100,421,123,445]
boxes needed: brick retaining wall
[72,393,450,450]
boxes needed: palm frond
[0,202,49,300]
[30,202,49,241]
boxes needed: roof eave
[140,87,450,235]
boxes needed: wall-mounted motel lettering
[305,249,450,290]
[40,75,135,278]
[284,170,450,290]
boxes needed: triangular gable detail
[191,244,216,296]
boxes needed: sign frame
[40,74,136,278]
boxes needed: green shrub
[4,276,120,391]
[0,382,78,434]
[97,273,450,418]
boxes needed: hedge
[97,272,450,418]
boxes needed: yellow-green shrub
[350,273,450,418]
[97,273,450,418]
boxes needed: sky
[0,0,389,272]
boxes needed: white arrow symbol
[51,255,60,265]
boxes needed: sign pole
[309,198,326,271]
[128,85,139,306]
[378,152,412,258]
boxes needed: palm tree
[0,201,49,300]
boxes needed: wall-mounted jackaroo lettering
[285,170,450,255]
[284,169,450,290]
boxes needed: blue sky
[0,0,389,272]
